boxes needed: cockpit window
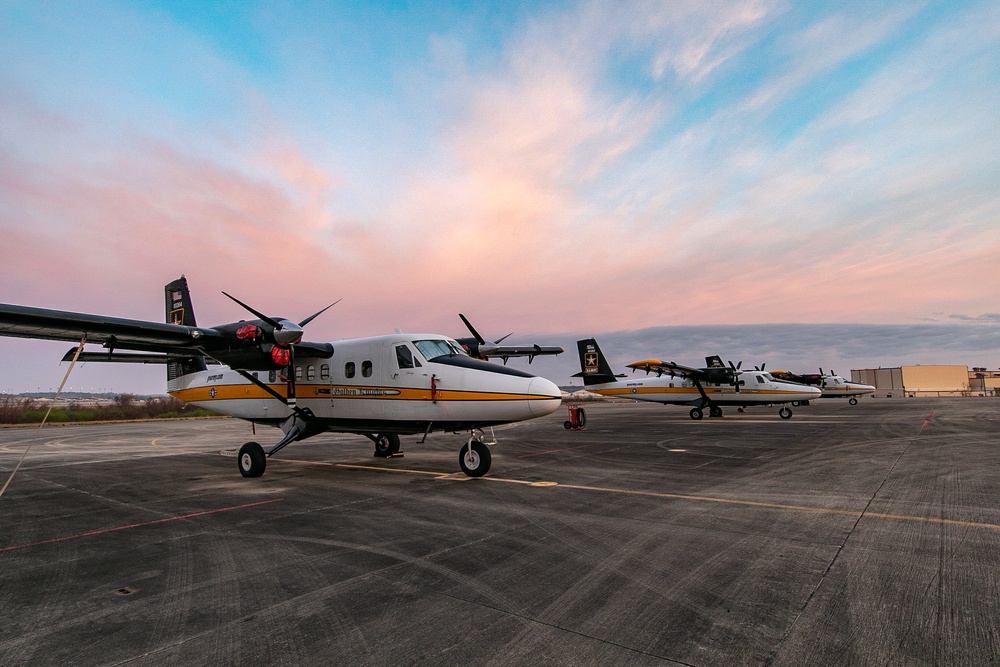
[414,339,467,360]
[395,344,422,369]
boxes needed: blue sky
[0,0,997,392]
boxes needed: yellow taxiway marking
[269,456,1000,533]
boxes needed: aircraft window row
[344,361,374,378]
[414,339,466,360]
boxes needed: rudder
[574,338,617,386]
[164,276,207,381]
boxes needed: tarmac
[1,398,999,666]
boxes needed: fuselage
[815,375,876,399]
[585,371,822,406]
[168,333,562,433]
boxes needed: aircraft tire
[373,433,400,457]
[564,421,573,430]
[576,407,586,428]
[459,440,491,477]
[238,442,266,478]
[690,407,703,420]
[849,397,858,405]
[709,406,723,418]
[791,401,800,406]
[779,407,793,420]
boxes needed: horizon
[2,1,998,387]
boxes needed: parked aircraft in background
[455,314,563,364]
[768,369,875,405]
[0,277,562,478]
[574,339,821,419]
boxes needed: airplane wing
[0,303,217,352]
[626,359,703,377]
[626,358,737,384]
[0,303,333,360]
[486,344,564,359]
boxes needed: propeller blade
[459,314,486,345]
[299,299,341,328]
[495,332,515,344]
[761,362,765,371]
[222,291,282,330]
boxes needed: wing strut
[0,334,87,500]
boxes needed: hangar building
[850,365,985,397]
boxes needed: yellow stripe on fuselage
[170,384,549,403]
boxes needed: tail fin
[164,276,207,381]
[574,338,618,386]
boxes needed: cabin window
[395,344,419,369]
[362,360,373,377]
[295,366,303,381]
[320,364,330,380]
[269,370,277,383]
[306,365,316,381]
[755,375,765,384]
[252,372,258,379]
[345,362,355,379]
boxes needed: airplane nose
[528,376,562,417]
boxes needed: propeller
[458,313,513,359]
[222,291,339,406]
[728,360,743,392]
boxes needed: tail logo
[584,351,599,373]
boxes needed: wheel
[575,407,587,428]
[689,407,703,420]
[849,397,858,406]
[779,407,793,420]
[373,433,400,457]
[564,420,573,430]
[459,440,492,477]
[791,401,800,407]
[238,441,266,478]
[709,405,722,418]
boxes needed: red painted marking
[921,411,934,428]
[1,498,285,553]
[517,444,595,459]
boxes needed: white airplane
[574,339,821,419]
[768,369,875,405]
[0,277,562,478]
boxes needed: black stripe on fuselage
[427,355,534,378]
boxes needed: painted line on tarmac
[1,498,285,553]
[285,459,1000,532]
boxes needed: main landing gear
[779,406,793,420]
[689,405,724,420]
[238,441,267,478]
[369,433,401,458]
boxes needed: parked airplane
[574,339,821,419]
[0,277,563,478]
[455,314,563,364]
[768,369,875,405]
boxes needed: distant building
[850,365,993,397]
[969,368,1000,396]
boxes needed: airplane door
[386,341,430,416]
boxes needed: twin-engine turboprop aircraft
[0,277,562,478]
[768,369,875,405]
[574,339,821,419]
[455,314,564,364]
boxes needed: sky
[1,0,998,394]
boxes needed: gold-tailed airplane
[768,369,875,405]
[574,338,821,419]
[0,277,562,478]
